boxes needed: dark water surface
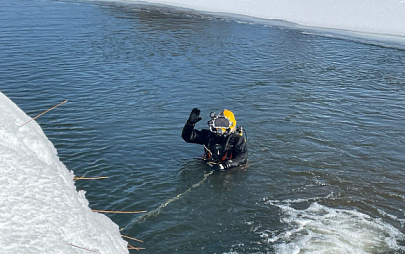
[1,0,405,253]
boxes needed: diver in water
[182,108,248,170]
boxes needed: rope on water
[121,170,214,231]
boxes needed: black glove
[214,161,232,171]
[187,108,202,124]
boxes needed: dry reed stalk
[121,235,144,243]
[20,100,68,127]
[68,243,97,252]
[92,209,147,214]
[74,176,109,180]
[128,243,145,251]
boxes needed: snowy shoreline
[96,0,405,38]
[0,92,129,253]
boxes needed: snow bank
[0,92,128,254]
[113,0,405,38]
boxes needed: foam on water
[261,201,405,254]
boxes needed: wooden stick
[92,209,147,214]
[68,243,97,252]
[128,243,146,251]
[122,235,144,243]
[74,176,109,180]
[20,100,68,127]
[128,247,146,251]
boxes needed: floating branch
[20,100,68,127]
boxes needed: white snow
[0,92,129,254]
[124,0,405,38]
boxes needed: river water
[1,0,405,253]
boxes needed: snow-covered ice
[0,92,128,254]
[115,0,405,38]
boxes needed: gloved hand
[215,160,232,171]
[187,108,202,125]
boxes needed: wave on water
[260,201,405,254]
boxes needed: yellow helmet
[222,109,236,132]
[208,109,236,135]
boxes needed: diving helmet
[208,109,236,136]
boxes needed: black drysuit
[182,122,248,169]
